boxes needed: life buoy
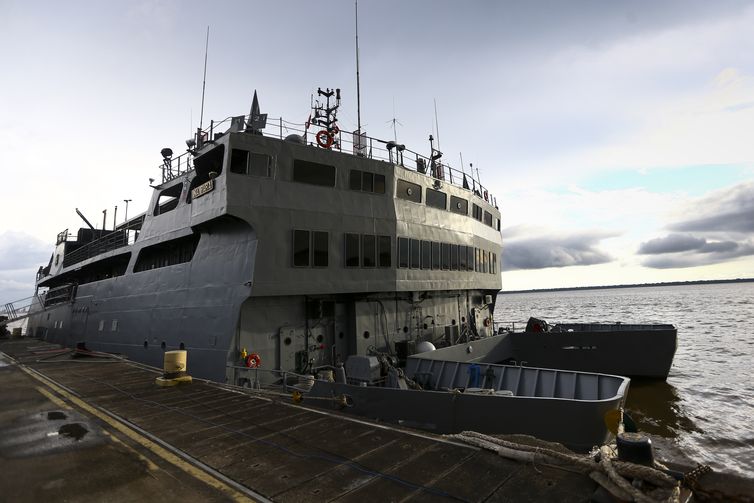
[245,353,262,368]
[316,130,333,149]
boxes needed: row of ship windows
[292,230,498,274]
[228,147,499,229]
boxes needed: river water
[495,282,754,477]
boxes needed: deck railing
[159,114,498,207]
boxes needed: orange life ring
[316,130,333,149]
[245,353,262,368]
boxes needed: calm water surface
[495,282,754,477]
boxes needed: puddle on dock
[58,423,88,441]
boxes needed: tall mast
[199,26,210,131]
[355,0,362,134]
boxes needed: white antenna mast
[199,26,210,131]
[433,98,441,152]
[355,0,362,134]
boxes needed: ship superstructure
[27,90,503,383]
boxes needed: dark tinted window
[421,240,431,269]
[450,196,468,215]
[491,252,497,274]
[374,174,386,194]
[484,211,493,227]
[441,243,450,270]
[467,246,474,271]
[362,172,374,193]
[250,153,272,177]
[426,188,447,210]
[345,233,360,268]
[398,237,409,268]
[349,170,361,190]
[293,230,310,267]
[410,239,421,269]
[459,244,467,270]
[293,160,336,186]
[312,231,328,267]
[472,204,483,221]
[134,235,198,273]
[475,248,481,272]
[451,244,459,271]
[431,242,441,270]
[230,149,248,174]
[397,179,421,203]
[483,250,488,273]
[362,235,376,267]
[378,235,391,267]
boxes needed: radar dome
[415,341,436,353]
[284,134,305,144]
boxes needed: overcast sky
[2,0,754,303]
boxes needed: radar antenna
[311,87,341,150]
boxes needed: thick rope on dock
[448,431,680,503]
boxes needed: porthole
[452,319,457,325]
[403,326,409,333]
[423,323,428,330]
[363,331,370,339]
[461,317,466,323]
[284,337,292,346]
[406,187,413,196]
[338,332,344,339]
[316,334,323,343]
[456,201,462,209]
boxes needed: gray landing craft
[17,89,673,449]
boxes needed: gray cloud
[668,181,754,234]
[0,231,51,271]
[637,234,705,254]
[503,231,615,271]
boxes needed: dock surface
[1,338,600,502]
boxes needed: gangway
[1,284,76,329]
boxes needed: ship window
[362,235,376,268]
[451,245,459,271]
[398,237,409,268]
[475,248,481,272]
[349,170,361,190]
[194,144,225,179]
[345,233,360,268]
[293,159,336,187]
[98,320,104,332]
[230,149,249,174]
[154,183,182,216]
[362,172,374,193]
[484,211,493,227]
[111,319,118,332]
[491,252,497,274]
[426,188,447,210]
[472,204,483,222]
[459,245,467,270]
[483,250,488,273]
[396,179,421,203]
[421,240,431,269]
[293,230,310,267]
[374,174,386,194]
[497,219,501,231]
[378,235,391,267]
[135,234,199,273]
[441,243,450,270]
[467,246,474,271]
[410,239,421,269]
[431,242,440,270]
[450,196,468,215]
[312,231,328,267]
[250,152,273,177]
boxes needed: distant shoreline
[499,277,754,294]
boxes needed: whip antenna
[199,26,210,131]
[355,0,362,134]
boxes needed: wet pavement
[0,350,239,502]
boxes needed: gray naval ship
[22,89,668,449]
